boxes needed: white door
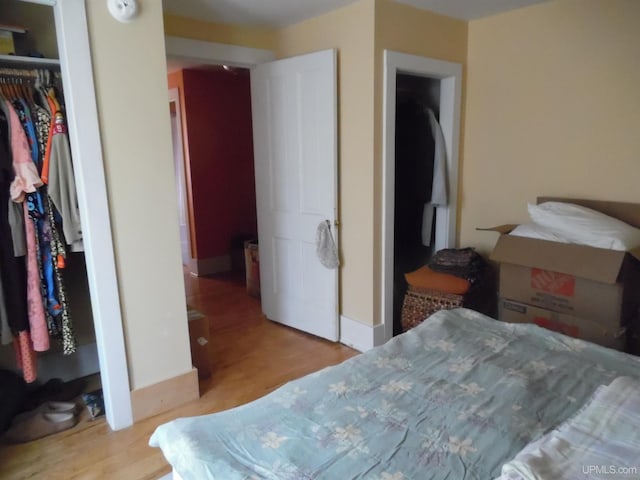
[251,49,339,341]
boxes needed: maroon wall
[177,67,257,260]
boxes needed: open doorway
[167,65,257,278]
[166,61,260,397]
[392,73,441,335]
[382,51,463,342]
[165,38,340,344]
[163,34,275,286]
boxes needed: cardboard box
[0,25,27,55]
[499,298,626,350]
[0,30,15,55]
[498,262,626,320]
[244,240,260,298]
[187,308,211,379]
[486,198,640,349]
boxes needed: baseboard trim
[131,368,199,422]
[339,315,387,352]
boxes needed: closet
[392,73,442,335]
[0,1,99,387]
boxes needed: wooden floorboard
[0,271,358,479]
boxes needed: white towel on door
[316,221,340,269]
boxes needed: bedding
[150,309,640,480]
[497,375,640,480]
[508,222,570,244]
[528,201,640,251]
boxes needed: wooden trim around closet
[130,368,199,422]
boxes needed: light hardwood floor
[0,271,358,479]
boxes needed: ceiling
[162,0,550,27]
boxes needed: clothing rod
[0,54,61,69]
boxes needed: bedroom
[1,0,639,478]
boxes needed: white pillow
[528,202,640,251]
[509,222,570,243]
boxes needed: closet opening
[393,73,441,336]
[382,50,463,343]
[1,0,111,438]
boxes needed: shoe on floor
[11,401,79,425]
[2,411,78,444]
[22,377,87,412]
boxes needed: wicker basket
[401,286,464,332]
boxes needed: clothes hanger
[1,79,16,101]
[34,69,50,112]
[48,87,61,113]
[21,78,35,106]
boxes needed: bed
[150,308,640,479]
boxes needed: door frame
[166,39,340,341]
[168,88,196,273]
[381,50,462,341]
[164,36,274,278]
[165,36,275,69]
[23,0,132,430]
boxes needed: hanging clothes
[421,108,448,247]
[427,109,447,207]
[0,66,81,382]
[23,200,50,352]
[42,94,83,253]
[41,90,77,354]
[5,99,42,203]
[11,98,51,353]
[0,100,36,381]
[1,101,31,336]
[0,114,18,346]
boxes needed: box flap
[491,234,627,284]
[0,24,28,34]
[537,197,640,228]
[477,224,518,235]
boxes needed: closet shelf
[0,54,60,68]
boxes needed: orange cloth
[404,266,470,295]
[14,331,37,383]
[40,95,58,185]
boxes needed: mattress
[150,308,640,479]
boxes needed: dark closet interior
[393,73,441,336]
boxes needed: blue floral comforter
[150,308,640,479]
